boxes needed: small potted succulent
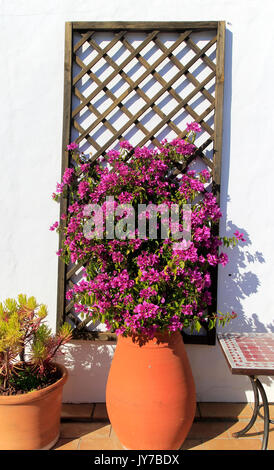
[0,294,72,450]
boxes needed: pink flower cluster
[52,127,244,337]
[49,221,58,231]
[186,122,202,133]
[234,230,246,242]
[67,142,78,151]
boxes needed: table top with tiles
[218,333,274,376]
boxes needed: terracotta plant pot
[0,363,67,450]
[106,331,196,450]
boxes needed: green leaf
[4,298,17,313]
[194,320,201,333]
[17,294,27,307]
[26,296,38,310]
[37,304,48,318]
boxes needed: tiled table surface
[218,333,274,375]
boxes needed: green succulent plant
[0,294,72,392]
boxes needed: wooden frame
[57,21,226,345]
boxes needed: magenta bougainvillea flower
[52,124,244,338]
[234,230,246,242]
[49,221,59,231]
[66,142,78,151]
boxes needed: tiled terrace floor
[53,402,274,451]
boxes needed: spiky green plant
[0,294,72,392]
[0,307,23,389]
[30,322,72,375]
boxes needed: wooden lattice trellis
[57,21,226,345]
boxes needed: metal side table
[218,333,274,450]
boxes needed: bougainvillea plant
[51,123,245,339]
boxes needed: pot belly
[106,331,196,450]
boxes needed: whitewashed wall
[1,0,274,402]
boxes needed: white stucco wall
[1,0,274,402]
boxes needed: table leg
[232,376,270,450]
[256,378,270,450]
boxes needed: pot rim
[0,362,68,405]
[118,330,183,348]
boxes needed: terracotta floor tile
[202,437,262,450]
[252,419,274,449]
[60,422,111,439]
[79,437,123,450]
[108,427,125,448]
[226,419,263,439]
[61,403,94,420]
[52,438,80,450]
[199,402,253,419]
[255,404,274,422]
[93,403,109,421]
[187,421,230,440]
[254,419,274,432]
[239,418,274,450]
[180,439,207,450]
[55,402,273,451]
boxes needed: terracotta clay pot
[106,331,196,450]
[0,363,67,450]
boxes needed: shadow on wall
[57,341,115,403]
[217,27,272,334]
[218,222,267,332]
[215,28,273,393]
